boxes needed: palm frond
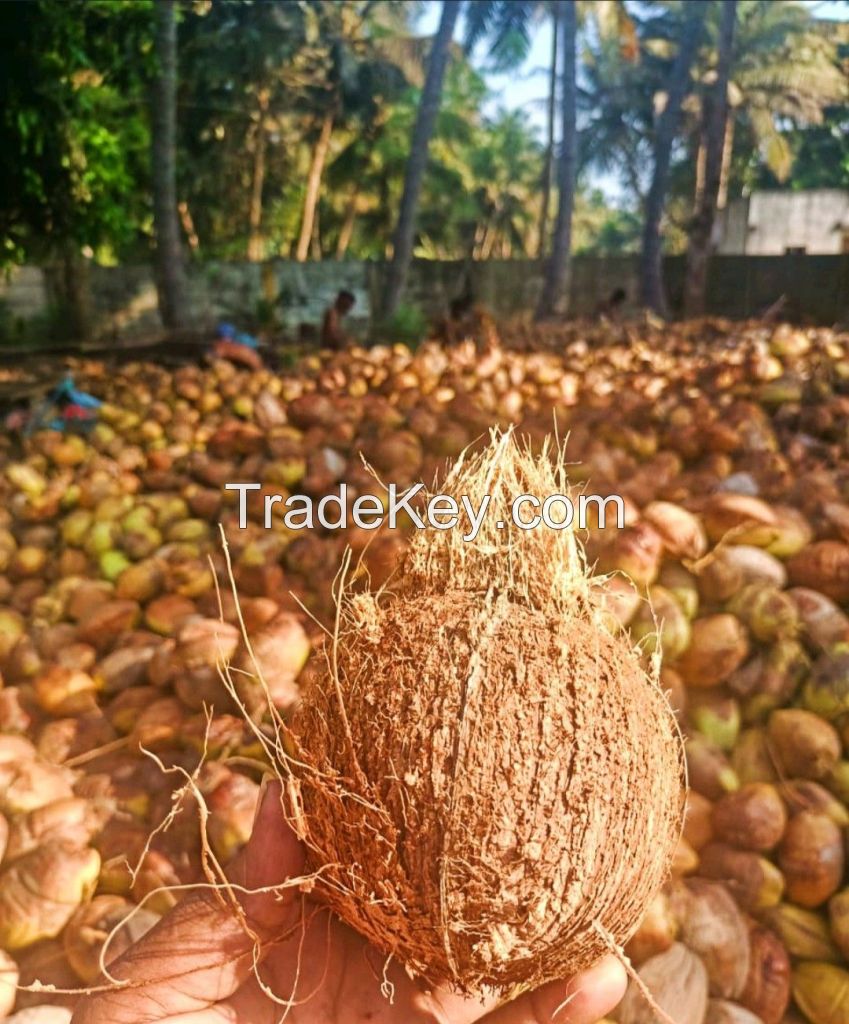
[749,105,793,180]
[462,0,543,71]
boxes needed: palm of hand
[72,781,625,1024]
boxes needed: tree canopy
[0,0,846,274]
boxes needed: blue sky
[416,0,849,139]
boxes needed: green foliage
[754,107,849,191]
[0,0,153,266]
[463,0,544,72]
[0,0,846,276]
[722,1,848,184]
[573,190,641,254]
[378,302,429,345]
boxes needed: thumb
[229,776,306,936]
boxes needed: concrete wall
[715,199,750,255]
[2,253,848,345]
[748,190,849,255]
[0,266,50,322]
[716,190,849,255]
[88,261,377,339]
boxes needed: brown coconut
[286,434,685,993]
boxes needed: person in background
[211,322,264,370]
[435,293,500,352]
[434,293,473,345]
[593,287,627,322]
[321,289,356,350]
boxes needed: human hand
[72,780,626,1024]
[211,339,264,370]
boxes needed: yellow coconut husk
[282,431,685,994]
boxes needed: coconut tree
[465,0,637,261]
[463,0,553,255]
[324,53,483,261]
[151,0,189,328]
[295,5,425,261]
[639,2,705,317]
[471,110,543,258]
[535,0,577,319]
[176,0,306,260]
[721,0,848,197]
[533,12,559,258]
[465,0,639,314]
[382,0,462,319]
[293,2,355,262]
[534,0,639,313]
[578,29,656,207]
[177,0,420,262]
[582,1,847,237]
[684,0,736,317]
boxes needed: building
[715,189,849,255]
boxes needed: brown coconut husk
[282,430,685,994]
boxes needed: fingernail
[252,771,275,829]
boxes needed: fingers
[154,1009,239,1024]
[481,955,628,1024]
[72,779,304,1024]
[229,778,305,935]
[420,983,501,1023]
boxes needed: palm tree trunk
[684,0,737,317]
[717,114,735,210]
[295,110,335,262]
[472,222,485,260]
[639,5,705,316]
[537,7,559,259]
[247,91,269,262]
[694,125,706,207]
[62,242,91,340]
[151,0,188,329]
[535,0,577,321]
[335,190,359,259]
[310,206,322,260]
[382,0,461,319]
[480,221,497,261]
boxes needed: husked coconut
[288,434,685,992]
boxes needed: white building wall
[745,190,849,255]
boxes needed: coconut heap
[288,432,686,993]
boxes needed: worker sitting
[321,290,356,350]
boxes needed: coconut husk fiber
[284,431,686,994]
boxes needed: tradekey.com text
[225,482,625,542]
